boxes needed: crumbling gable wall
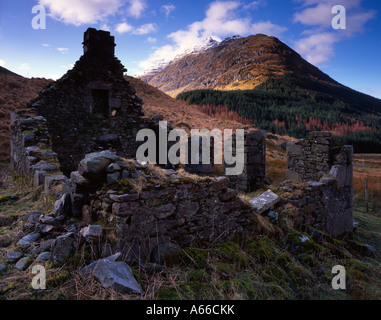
[283,132,353,237]
[24,28,156,176]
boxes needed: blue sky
[0,0,380,98]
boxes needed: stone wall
[286,131,353,183]
[284,132,353,237]
[227,130,266,192]
[10,112,70,200]
[68,152,265,264]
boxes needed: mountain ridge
[139,34,341,97]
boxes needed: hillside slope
[0,67,52,161]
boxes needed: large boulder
[81,253,142,294]
[79,151,121,181]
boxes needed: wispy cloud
[161,4,175,18]
[293,0,376,65]
[147,37,157,43]
[57,47,70,55]
[139,0,286,72]
[116,22,157,35]
[42,43,51,47]
[0,59,5,67]
[133,23,157,35]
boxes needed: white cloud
[116,22,157,35]
[161,4,175,18]
[295,32,338,65]
[39,0,124,26]
[42,43,51,47]
[243,0,266,11]
[139,0,286,72]
[147,37,157,43]
[133,23,157,35]
[57,47,70,54]
[115,22,134,34]
[0,59,5,67]
[127,0,146,18]
[293,0,376,65]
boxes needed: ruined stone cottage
[20,28,156,176]
[9,29,354,267]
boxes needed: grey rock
[250,190,281,215]
[31,163,56,173]
[44,175,70,198]
[36,252,51,262]
[267,210,279,224]
[33,170,46,187]
[79,151,121,181]
[70,171,89,186]
[39,215,57,225]
[109,193,139,203]
[286,169,302,183]
[134,161,148,170]
[211,177,229,191]
[23,133,36,146]
[15,257,33,271]
[131,170,142,179]
[107,172,121,185]
[106,163,121,173]
[50,233,77,264]
[0,264,6,273]
[17,232,41,246]
[6,251,24,264]
[38,224,54,234]
[81,225,103,240]
[54,193,72,217]
[81,253,142,294]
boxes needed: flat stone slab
[15,257,33,271]
[250,190,281,214]
[81,253,142,295]
[81,225,103,240]
[17,232,41,246]
[6,251,24,264]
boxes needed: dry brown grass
[353,154,381,204]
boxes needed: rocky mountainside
[139,34,339,97]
